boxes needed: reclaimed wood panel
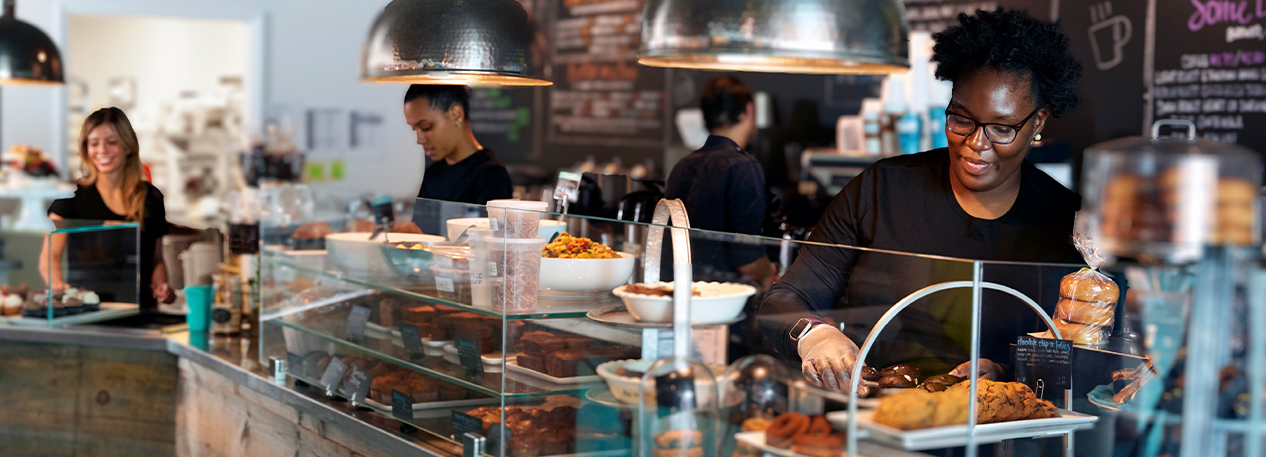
[0,340,177,457]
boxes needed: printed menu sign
[1151,1,1266,150]
[1014,336,1073,406]
[547,0,667,148]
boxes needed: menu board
[546,0,668,148]
[1013,336,1073,406]
[1150,1,1266,148]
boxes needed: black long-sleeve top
[758,149,1085,374]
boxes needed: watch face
[791,319,811,339]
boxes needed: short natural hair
[403,84,471,119]
[932,9,1082,116]
[700,76,752,131]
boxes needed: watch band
[790,318,826,342]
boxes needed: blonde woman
[41,107,175,309]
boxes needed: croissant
[873,379,1059,430]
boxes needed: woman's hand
[152,262,177,304]
[798,325,869,395]
[949,358,1004,381]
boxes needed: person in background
[405,84,513,206]
[665,76,775,287]
[42,107,176,310]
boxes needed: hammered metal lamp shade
[0,1,63,85]
[361,0,550,86]
[639,0,909,74]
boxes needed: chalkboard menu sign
[546,0,667,148]
[1014,336,1073,407]
[319,358,348,394]
[344,365,372,405]
[399,323,427,362]
[451,411,484,440]
[392,390,414,422]
[1151,0,1266,150]
[346,306,371,341]
[456,336,485,379]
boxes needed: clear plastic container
[486,199,549,238]
[487,236,545,313]
[468,229,492,308]
[429,265,472,304]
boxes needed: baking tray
[733,431,924,457]
[824,409,1098,450]
[7,302,139,327]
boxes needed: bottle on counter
[896,109,921,155]
[929,79,953,149]
[211,271,242,335]
[861,99,883,156]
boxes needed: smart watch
[789,318,826,343]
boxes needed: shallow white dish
[595,359,726,406]
[325,232,445,276]
[445,218,566,242]
[539,253,635,292]
[612,282,756,324]
[731,432,923,457]
[824,408,1098,451]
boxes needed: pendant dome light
[639,0,909,75]
[0,0,63,85]
[360,0,550,86]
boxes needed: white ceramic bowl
[325,232,445,276]
[445,218,566,242]
[596,359,726,405]
[612,282,756,324]
[539,253,636,292]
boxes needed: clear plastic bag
[1052,232,1120,345]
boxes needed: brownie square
[400,304,434,325]
[518,353,545,373]
[545,350,586,378]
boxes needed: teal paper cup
[185,285,214,332]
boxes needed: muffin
[2,294,21,316]
[81,291,101,312]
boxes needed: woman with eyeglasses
[758,9,1084,392]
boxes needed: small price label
[488,423,512,454]
[488,217,500,233]
[371,196,395,227]
[344,365,372,405]
[451,411,484,440]
[1015,336,1074,406]
[346,306,371,340]
[488,262,498,277]
[392,389,414,422]
[554,171,581,202]
[436,277,455,293]
[286,352,303,378]
[399,323,427,362]
[319,358,348,393]
[456,336,484,379]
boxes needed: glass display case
[257,196,1265,457]
[3,221,140,327]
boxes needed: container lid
[487,199,550,211]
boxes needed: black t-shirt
[759,149,1084,372]
[416,149,513,205]
[48,182,169,310]
[664,135,767,278]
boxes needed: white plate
[733,431,925,457]
[506,359,601,385]
[824,409,1098,451]
[362,396,499,415]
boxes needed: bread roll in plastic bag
[1052,232,1119,345]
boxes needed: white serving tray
[506,359,601,385]
[824,409,1098,450]
[733,431,926,457]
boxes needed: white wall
[6,0,424,199]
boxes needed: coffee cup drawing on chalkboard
[1088,1,1132,71]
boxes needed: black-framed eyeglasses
[944,107,1040,145]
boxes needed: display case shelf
[274,318,604,400]
[264,248,621,321]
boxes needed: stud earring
[1035,133,1042,141]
